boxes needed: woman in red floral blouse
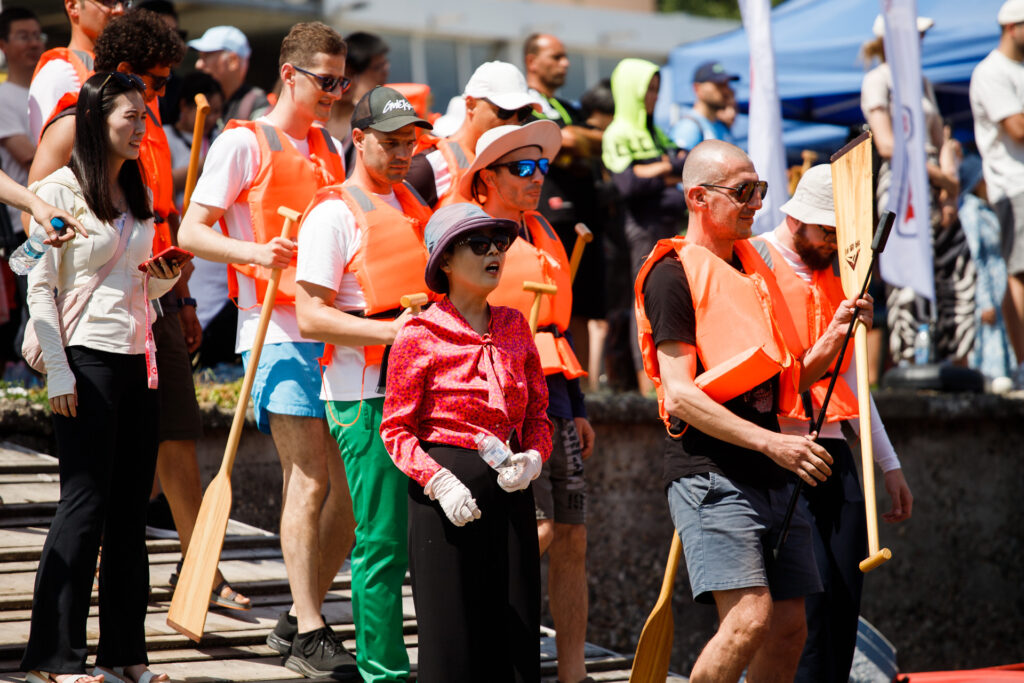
[381,202,552,683]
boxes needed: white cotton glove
[425,468,481,527]
[497,449,543,493]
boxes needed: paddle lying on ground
[167,206,301,641]
[628,533,682,683]
[523,280,558,334]
[182,93,209,215]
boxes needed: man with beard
[670,60,739,152]
[751,164,914,682]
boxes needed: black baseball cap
[693,60,740,84]
[351,86,433,133]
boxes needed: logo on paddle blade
[844,239,861,271]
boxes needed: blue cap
[693,60,740,84]
[188,26,251,59]
[423,204,518,294]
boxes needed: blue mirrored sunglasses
[489,158,550,178]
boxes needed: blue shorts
[667,472,822,604]
[241,341,325,434]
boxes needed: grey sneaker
[267,611,297,656]
[285,626,360,680]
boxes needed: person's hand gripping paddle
[166,206,301,641]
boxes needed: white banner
[739,0,788,235]
[877,0,934,301]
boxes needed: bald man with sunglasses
[406,60,542,209]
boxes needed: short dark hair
[71,72,154,223]
[280,21,347,70]
[0,7,39,41]
[94,9,185,73]
[177,70,222,108]
[343,31,388,74]
[580,78,614,120]
[523,33,544,60]
[136,0,177,19]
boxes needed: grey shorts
[994,192,1024,276]
[667,472,822,604]
[533,416,586,525]
[153,307,203,442]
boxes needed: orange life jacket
[139,104,174,252]
[221,120,345,305]
[304,181,435,367]
[413,134,473,207]
[487,211,583,379]
[634,237,802,432]
[750,238,858,424]
[32,48,93,142]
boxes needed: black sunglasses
[140,70,169,92]
[489,158,550,178]
[485,99,534,122]
[456,233,514,255]
[700,180,768,204]
[99,71,145,94]
[89,0,134,8]
[292,65,351,93]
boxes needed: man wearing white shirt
[0,7,43,230]
[752,165,913,683]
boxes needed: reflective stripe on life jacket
[487,211,583,379]
[32,48,94,142]
[140,104,174,253]
[220,120,345,306]
[634,237,802,432]
[750,238,857,423]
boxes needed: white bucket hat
[779,164,836,227]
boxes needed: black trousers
[21,347,159,673]
[795,437,868,683]
[408,445,540,683]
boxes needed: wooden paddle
[523,281,558,334]
[399,292,429,314]
[628,533,682,683]
[167,206,301,641]
[181,93,210,216]
[830,131,892,573]
[568,222,593,283]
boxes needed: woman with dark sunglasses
[21,71,181,683]
[381,203,552,682]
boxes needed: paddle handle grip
[400,292,429,314]
[182,93,210,215]
[524,281,557,334]
[569,222,593,284]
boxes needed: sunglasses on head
[455,233,514,255]
[485,99,535,122]
[292,64,351,93]
[489,158,550,178]
[99,71,145,94]
[700,180,768,204]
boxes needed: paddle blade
[830,132,874,298]
[166,472,232,641]
[629,534,683,683]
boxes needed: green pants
[327,397,410,682]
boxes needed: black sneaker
[267,612,298,656]
[285,626,360,679]
[145,493,178,539]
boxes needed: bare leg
[587,319,608,393]
[747,597,807,683]
[689,587,773,683]
[1003,274,1024,364]
[547,522,588,683]
[315,436,355,603]
[270,413,347,633]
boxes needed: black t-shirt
[407,152,440,208]
[642,253,789,490]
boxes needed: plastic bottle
[9,218,65,276]
[913,323,931,365]
[474,432,514,472]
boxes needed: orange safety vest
[750,238,858,423]
[221,120,345,305]
[139,104,174,252]
[32,48,93,142]
[634,237,802,432]
[413,134,473,207]
[303,181,435,366]
[487,211,584,379]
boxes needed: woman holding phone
[380,203,552,683]
[21,71,180,683]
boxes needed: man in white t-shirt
[0,7,43,230]
[971,0,1024,383]
[295,85,433,683]
[178,22,358,678]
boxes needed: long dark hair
[69,72,154,223]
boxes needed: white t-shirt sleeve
[972,59,1024,125]
[28,59,80,142]
[296,199,358,294]
[188,127,259,211]
[0,87,27,141]
[860,65,891,117]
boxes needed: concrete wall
[4,389,1021,672]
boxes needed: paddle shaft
[568,222,593,284]
[523,281,558,335]
[628,533,683,683]
[182,93,210,215]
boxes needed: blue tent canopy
[664,0,1004,140]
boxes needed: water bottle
[913,323,931,365]
[9,218,65,275]
[474,432,514,472]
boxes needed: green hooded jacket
[601,58,676,174]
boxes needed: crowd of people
[5,0,1024,681]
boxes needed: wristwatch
[178,297,198,308]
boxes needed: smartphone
[138,246,194,272]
